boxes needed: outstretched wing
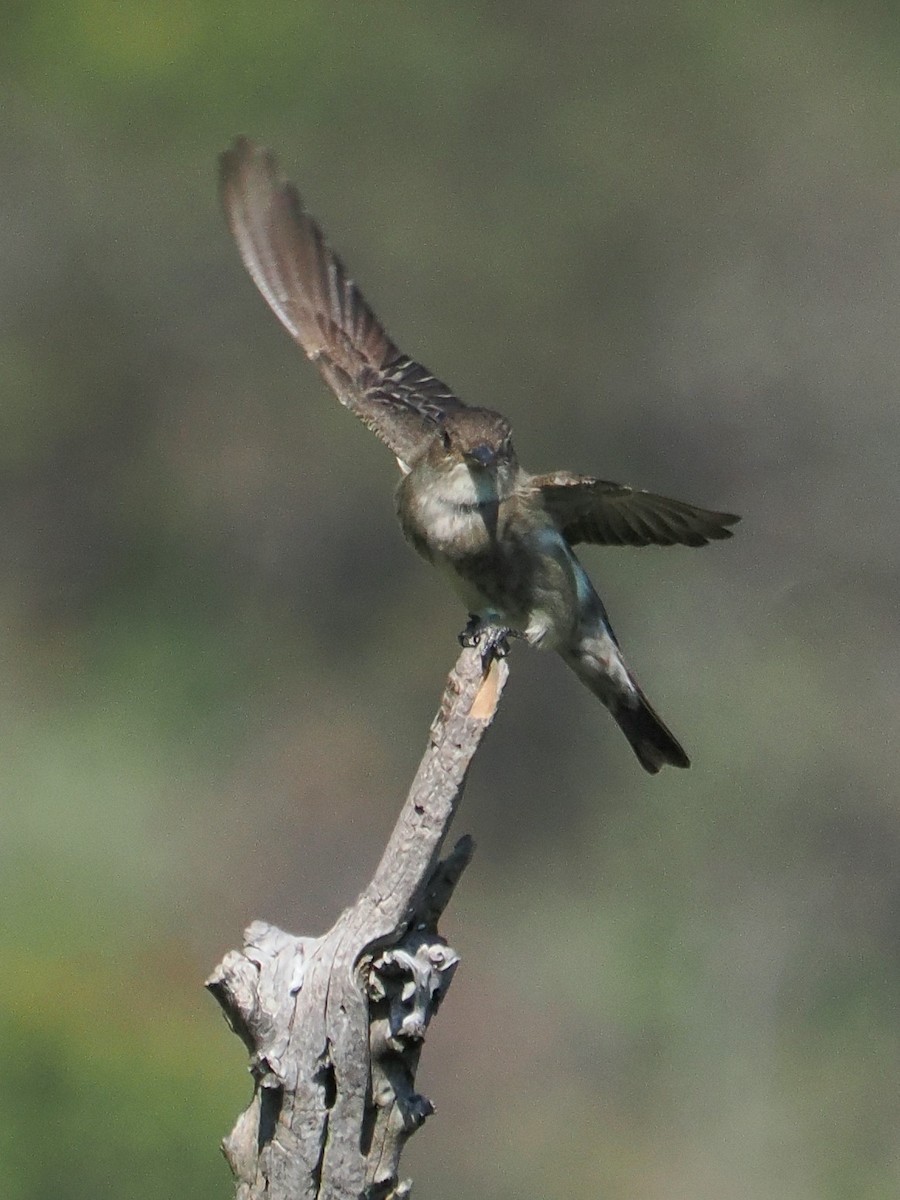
[219,137,465,467]
[531,472,740,547]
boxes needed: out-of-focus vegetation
[3,2,900,1196]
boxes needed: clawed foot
[458,614,523,671]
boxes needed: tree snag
[207,647,508,1199]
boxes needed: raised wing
[531,472,740,548]
[219,137,465,467]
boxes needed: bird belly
[424,515,579,648]
[415,504,523,620]
[512,526,584,649]
[397,477,585,648]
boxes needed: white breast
[412,462,498,549]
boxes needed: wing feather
[219,137,465,465]
[530,472,740,548]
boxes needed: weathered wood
[207,647,508,1199]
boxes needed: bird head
[431,407,516,473]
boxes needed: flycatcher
[219,138,738,773]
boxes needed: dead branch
[207,647,508,1199]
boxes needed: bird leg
[458,614,524,671]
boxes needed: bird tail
[609,681,690,773]
[560,638,690,774]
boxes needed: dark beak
[465,443,498,468]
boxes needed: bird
[218,137,739,773]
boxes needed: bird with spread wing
[219,138,739,772]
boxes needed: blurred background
[3,2,900,1196]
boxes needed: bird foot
[458,615,523,671]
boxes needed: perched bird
[219,138,739,773]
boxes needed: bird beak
[465,444,498,468]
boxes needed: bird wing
[530,472,740,547]
[219,137,466,467]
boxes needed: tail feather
[609,683,690,774]
[561,643,690,774]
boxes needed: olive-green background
[4,3,899,1197]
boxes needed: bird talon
[491,638,510,660]
[457,614,482,649]
[457,618,522,669]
